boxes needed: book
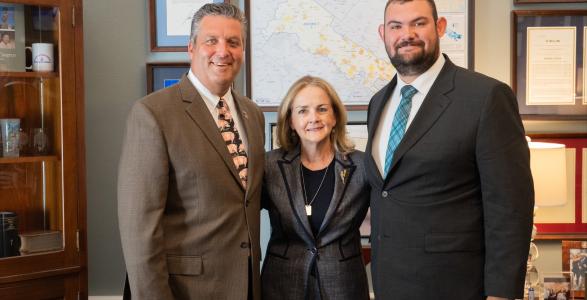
[0,4,25,71]
[19,230,63,254]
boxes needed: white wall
[83,0,587,295]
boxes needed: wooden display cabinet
[0,0,86,299]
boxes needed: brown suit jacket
[118,76,265,299]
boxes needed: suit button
[240,242,250,248]
[245,200,250,207]
[381,191,388,198]
[310,247,317,254]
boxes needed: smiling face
[379,0,446,79]
[289,85,337,148]
[188,15,244,96]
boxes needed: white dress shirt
[187,70,249,152]
[372,54,446,176]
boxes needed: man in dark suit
[118,3,264,299]
[365,1,534,299]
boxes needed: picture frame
[146,62,190,94]
[149,0,227,52]
[245,0,475,110]
[511,10,587,120]
[562,241,587,299]
[514,0,587,3]
[528,133,587,240]
[542,272,574,300]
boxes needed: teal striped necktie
[383,85,417,176]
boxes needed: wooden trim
[0,72,58,78]
[0,266,81,284]
[536,234,587,240]
[0,155,58,164]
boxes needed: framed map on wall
[246,0,474,109]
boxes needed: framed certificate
[512,10,587,119]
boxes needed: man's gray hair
[189,3,247,44]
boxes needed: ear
[378,24,385,41]
[436,17,447,38]
[188,42,195,60]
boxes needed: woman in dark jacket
[262,76,370,300]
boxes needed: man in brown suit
[118,3,264,299]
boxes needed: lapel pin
[340,169,348,184]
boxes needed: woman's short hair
[276,75,355,154]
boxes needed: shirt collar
[397,54,445,95]
[187,69,232,107]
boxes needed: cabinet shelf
[0,71,59,79]
[0,155,58,164]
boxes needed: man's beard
[389,39,438,77]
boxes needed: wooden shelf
[0,155,58,164]
[0,71,59,79]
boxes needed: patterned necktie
[217,98,248,188]
[383,85,417,176]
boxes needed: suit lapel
[277,149,314,242]
[232,93,260,192]
[179,76,243,189]
[365,78,396,186]
[384,58,456,185]
[318,152,355,236]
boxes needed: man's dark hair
[384,0,439,23]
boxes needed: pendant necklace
[300,162,330,216]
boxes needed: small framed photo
[563,241,587,299]
[146,62,190,94]
[149,0,227,52]
[542,272,574,300]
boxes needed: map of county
[250,0,469,106]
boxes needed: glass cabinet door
[0,2,63,259]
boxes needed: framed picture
[563,241,587,299]
[514,0,587,3]
[146,62,190,93]
[529,133,587,240]
[245,0,475,110]
[511,10,587,120]
[149,0,227,52]
[542,272,574,300]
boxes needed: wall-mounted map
[249,0,471,107]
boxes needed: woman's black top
[301,159,335,236]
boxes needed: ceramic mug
[25,43,54,72]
